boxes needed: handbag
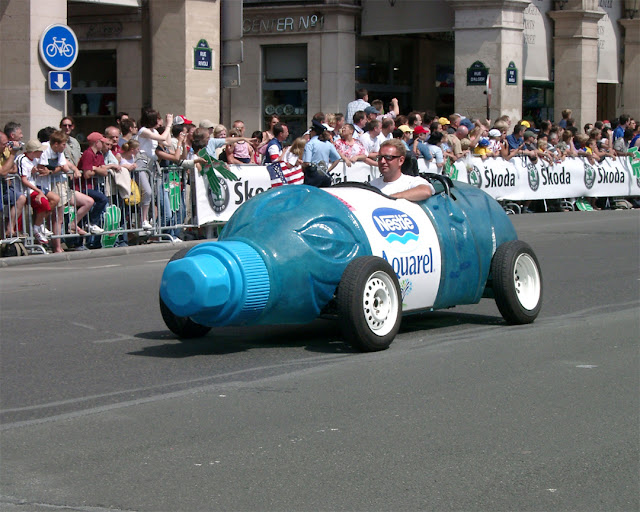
[125,179,141,206]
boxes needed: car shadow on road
[130,312,504,359]
[129,320,357,358]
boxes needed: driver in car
[371,139,435,202]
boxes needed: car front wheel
[337,256,402,352]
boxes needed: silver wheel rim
[514,253,541,310]
[362,271,399,336]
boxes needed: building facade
[1,0,637,140]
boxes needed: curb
[0,239,206,268]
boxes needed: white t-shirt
[40,144,68,184]
[15,153,40,191]
[370,173,435,197]
[360,132,380,155]
[137,127,159,157]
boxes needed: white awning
[523,0,553,82]
[597,1,622,84]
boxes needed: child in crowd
[16,139,60,245]
[250,131,263,164]
[473,137,493,160]
[280,137,306,185]
[488,129,502,155]
[229,127,254,164]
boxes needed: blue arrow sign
[39,24,79,71]
[48,71,72,91]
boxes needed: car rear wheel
[491,240,542,324]
[159,247,212,339]
[337,256,402,352]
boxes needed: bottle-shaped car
[159,178,542,351]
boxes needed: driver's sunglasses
[376,154,401,162]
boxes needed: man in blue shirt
[613,114,629,141]
[506,124,526,151]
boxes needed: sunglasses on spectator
[376,154,401,162]
[61,123,73,127]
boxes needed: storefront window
[356,37,413,111]
[522,81,554,126]
[262,45,307,139]
[68,50,117,142]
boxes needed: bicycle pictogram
[46,37,74,58]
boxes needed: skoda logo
[207,176,230,213]
[583,162,596,189]
[468,166,482,188]
[527,163,540,191]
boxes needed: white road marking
[147,258,170,263]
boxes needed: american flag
[267,162,304,187]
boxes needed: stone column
[149,0,220,123]
[548,0,604,129]
[448,0,529,123]
[619,17,640,116]
[0,0,68,138]
[318,11,357,118]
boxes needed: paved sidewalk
[0,239,205,268]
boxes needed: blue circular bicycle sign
[39,24,79,71]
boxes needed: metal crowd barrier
[1,164,200,256]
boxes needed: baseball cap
[24,139,45,153]
[438,117,450,125]
[488,128,501,137]
[322,123,334,132]
[175,115,193,125]
[397,125,413,133]
[478,137,490,147]
[524,130,537,139]
[364,106,380,115]
[520,120,531,128]
[86,132,109,143]
[311,120,326,133]
[199,119,214,129]
[413,126,429,135]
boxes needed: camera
[7,141,24,150]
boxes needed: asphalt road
[1,211,638,511]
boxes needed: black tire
[491,240,543,324]
[159,246,212,339]
[337,256,402,352]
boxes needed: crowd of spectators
[2,98,639,252]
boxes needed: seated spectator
[77,132,112,236]
[41,130,95,250]
[335,124,377,166]
[16,140,59,245]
